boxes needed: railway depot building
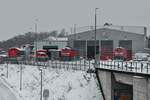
[34,37,68,59]
[68,27,148,59]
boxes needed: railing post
[108,61,109,69]
[99,60,101,68]
[122,61,123,71]
[111,61,112,69]
[136,62,137,72]
[147,63,149,74]
[130,62,132,71]
[114,61,116,69]
[89,60,90,70]
[141,63,143,72]
[126,62,127,71]
[117,61,119,70]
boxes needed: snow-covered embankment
[0,64,103,100]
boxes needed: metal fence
[2,59,95,72]
[97,60,150,74]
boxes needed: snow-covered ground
[0,80,17,100]
[0,63,103,100]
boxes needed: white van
[134,53,149,61]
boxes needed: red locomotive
[8,48,20,57]
[113,47,127,60]
[8,47,25,61]
[60,47,78,61]
[8,48,25,57]
[36,50,48,61]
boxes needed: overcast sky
[0,0,150,41]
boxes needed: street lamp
[94,8,99,67]
[20,63,23,91]
[39,67,43,100]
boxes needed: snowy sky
[0,0,150,41]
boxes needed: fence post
[84,60,85,71]
[6,62,8,78]
[76,60,77,70]
[51,60,53,68]
[80,60,81,70]
[89,60,90,70]
[68,61,69,70]
[56,61,57,69]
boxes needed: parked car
[134,53,149,61]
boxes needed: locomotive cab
[113,47,127,61]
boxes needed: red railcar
[113,47,127,60]
[60,47,78,61]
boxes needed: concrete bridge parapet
[96,68,150,100]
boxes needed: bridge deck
[96,60,150,77]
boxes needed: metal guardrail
[97,60,150,74]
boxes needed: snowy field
[0,63,103,100]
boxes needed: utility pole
[74,24,77,40]
[94,8,99,67]
[35,19,38,61]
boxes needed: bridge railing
[97,60,150,74]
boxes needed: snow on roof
[0,54,7,57]
[62,47,71,50]
[74,25,146,35]
[44,36,68,41]
[135,53,149,56]
[115,47,124,49]
[10,47,25,51]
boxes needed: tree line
[0,29,68,51]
